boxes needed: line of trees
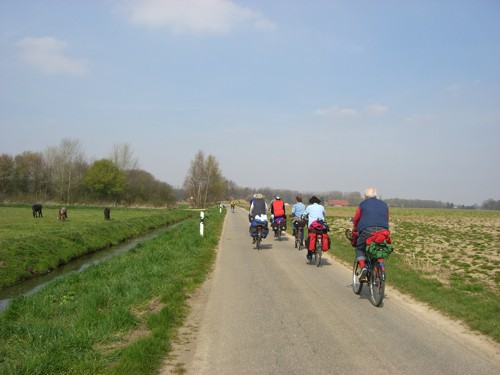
[0,139,174,207]
[2,142,498,210]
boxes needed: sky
[1,0,499,206]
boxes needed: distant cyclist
[230,201,236,212]
[352,187,389,280]
[249,193,269,241]
[303,196,326,262]
[270,195,286,237]
[291,196,306,244]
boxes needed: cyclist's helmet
[275,195,281,200]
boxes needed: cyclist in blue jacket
[352,187,390,280]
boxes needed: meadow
[324,206,500,341]
[0,204,498,373]
[0,206,224,374]
[0,205,197,289]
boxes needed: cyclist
[249,193,269,242]
[270,195,286,237]
[230,200,236,212]
[291,196,306,245]
[303,196,326,262]
[352,187,389,280]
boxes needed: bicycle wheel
[369,262,385,306]
[256,228,262,250]
[297,229,303,250]
[316,239,322,267]
[278,226,282,241]
[352,261,363,294]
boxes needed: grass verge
[0,205,197,289]
[0,207,225,374]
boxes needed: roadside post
[200,211,204,237]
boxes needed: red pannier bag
[322,233,330,251]
[308,232,316,251]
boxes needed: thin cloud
[405,114,434,123]
[313,106,359,117]
[443,83,461,98]
[314,103,389,117]
[16,37,89,75]
[363,103,389,115]
[116,0,277,34]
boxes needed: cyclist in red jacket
[270,195,286,237]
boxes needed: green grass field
[0,205,197,289]
[0,206,225,374]
[0,204,498,374]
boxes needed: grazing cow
[104,207,111,220]
[57,207,68,221]
[32,203,43,218]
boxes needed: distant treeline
[1,141,498,210]
[225,187,499,211]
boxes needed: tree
[183,151,224,208]
[0,154,15,199]
[84,159,125,203]
[44,138,86,204]
[123,169,174,206]
[109,143,139,171]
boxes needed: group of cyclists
[246,187,390,272]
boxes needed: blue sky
[1,0,499,206]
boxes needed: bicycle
[250,216,268,250]
[273,216,286,241]
[345,228,392,307]
[306,220,329,267]
[292,217,306,250]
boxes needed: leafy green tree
[84,159,125,203]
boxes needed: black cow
[32,203,43,218]
[57,207,68,221]
[104,207,111,220]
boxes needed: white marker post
[200,211,205,237]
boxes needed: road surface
[161,207,499,374]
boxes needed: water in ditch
[0,227,168,312]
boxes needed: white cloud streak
[313,103,389,117]
[115,0,276,34]
[16,37,89,75]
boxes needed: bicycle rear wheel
[369,262,385,306]
[256,228,262,250]
[297,229,303,250]
[352,261,363,294]
[316,239,322,267]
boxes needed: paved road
[162,207,500,374]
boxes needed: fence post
[200,211,204,237]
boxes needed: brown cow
[57,207,68,221]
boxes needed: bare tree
[183,151,224,208]
[44,138,86,204]
[109,143,139,171]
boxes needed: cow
[104,207,111,220]
[32,203,43,218]
[57,207,68,221]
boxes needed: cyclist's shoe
[359,267,368,280]
[305,252,312,262]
